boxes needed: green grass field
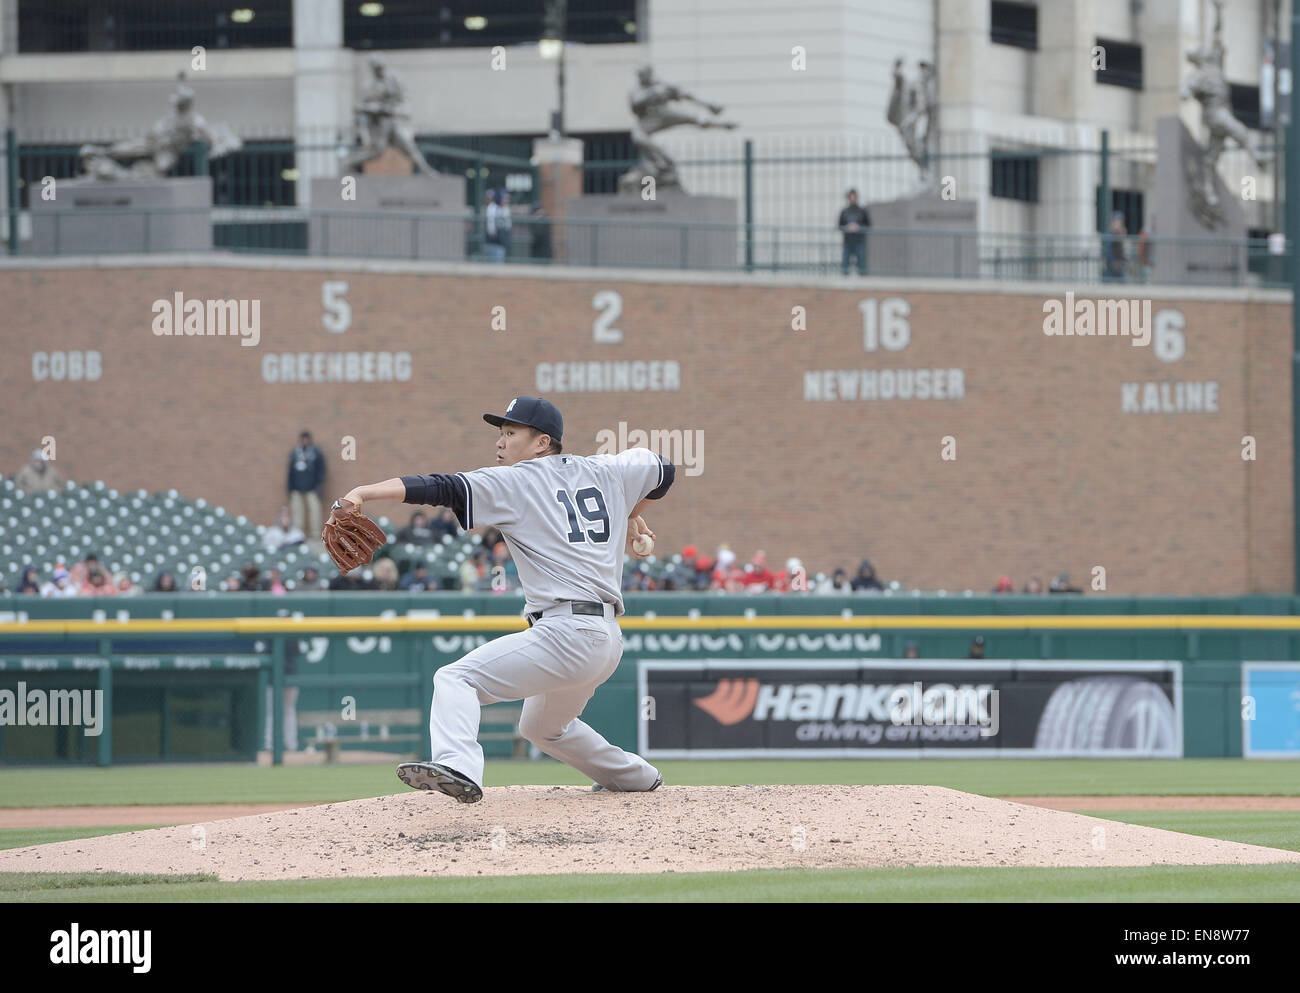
[1,758,1296,902]
[1,758,1297,807]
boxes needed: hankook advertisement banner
[639,660,1184,758]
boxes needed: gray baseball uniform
[401,447,674,790]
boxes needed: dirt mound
[2,786,1296,881]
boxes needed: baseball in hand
[632,533,654,557]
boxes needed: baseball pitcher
[323,396,673,802]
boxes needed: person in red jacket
[743,550,776,591]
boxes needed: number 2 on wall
[555,487,610,543]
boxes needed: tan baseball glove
[321,498,387,573]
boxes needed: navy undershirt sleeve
[401,473,469,530]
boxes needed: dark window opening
[1095,38,1143,90]
[344,0,639,50]
[991,1,1037,51]
[991,153,1039,202]
[17,0,292,53]
[1230,84,1262,130]
[1096,188,1144,235]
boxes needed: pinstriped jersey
[449,448,673,617]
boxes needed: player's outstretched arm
[340,477,406,509]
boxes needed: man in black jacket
[838,189,871,275]
[287,430,326,545]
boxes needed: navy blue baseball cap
[483,396,563,443]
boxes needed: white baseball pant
[427,604,659,790]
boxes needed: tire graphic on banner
[1033,676,1178,754]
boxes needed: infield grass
[0,758,1297,808]
[3,863,1299,903]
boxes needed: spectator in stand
[41,565,78,598]
[266,568,287,594]
[70,554,100,590]
[371,557,400,591]
[720,561,747,593]
[904,641,920,659]
[286,430,326,547]
[851,559,884,592]
[263,506,305,554]
[744,550,777,591]
[330,565,376,591]
[297,566,324,591]
[670,545,700,590]
[81,565,117,597]
[459,546,492,592]
[772,557,806,593]
[480,526,504,551]
[1023,575,1044,594]
[715,545,736,574]
[1049,573,1083,594]
[967,635,986,659]
[153,571,177,592]
[489,541,518,589]
[223,572,243,592]
[396,511,436,546]
[817,568,853,595]
[115,573,141,596]
[430,506,459,540]
[15,450,64,493]
[992,575,1014,594]
[17,566,41,594]
[240,561,269,592]
[400,562,434,592]
[691,555,714,590]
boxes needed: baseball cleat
[592,773,662,793]
[397,762,483,804]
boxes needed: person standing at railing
[838,188,871,275]
[1136,215,1154,283]
[484,189,512,263]
[1102,211,1128,282]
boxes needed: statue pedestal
[865,197,978,277]
[1153,116,1247,285]
[29,177,212,254]
[308,175,468,260]
[562,194,737,269]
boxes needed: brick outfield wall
[0,262,1292,595]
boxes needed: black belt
[526,600,607,627]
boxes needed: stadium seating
[0,474,682,592]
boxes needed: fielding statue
[344,54,438,176]
[887,57,937,191]
[618,65,737,194]
[1181,0,1268,229]
[79,72,242,180]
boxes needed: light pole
[541,0,568,138]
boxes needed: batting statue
[344,54,438,176]
[323,396,673,802]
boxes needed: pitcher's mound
[2,785,1296,881]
